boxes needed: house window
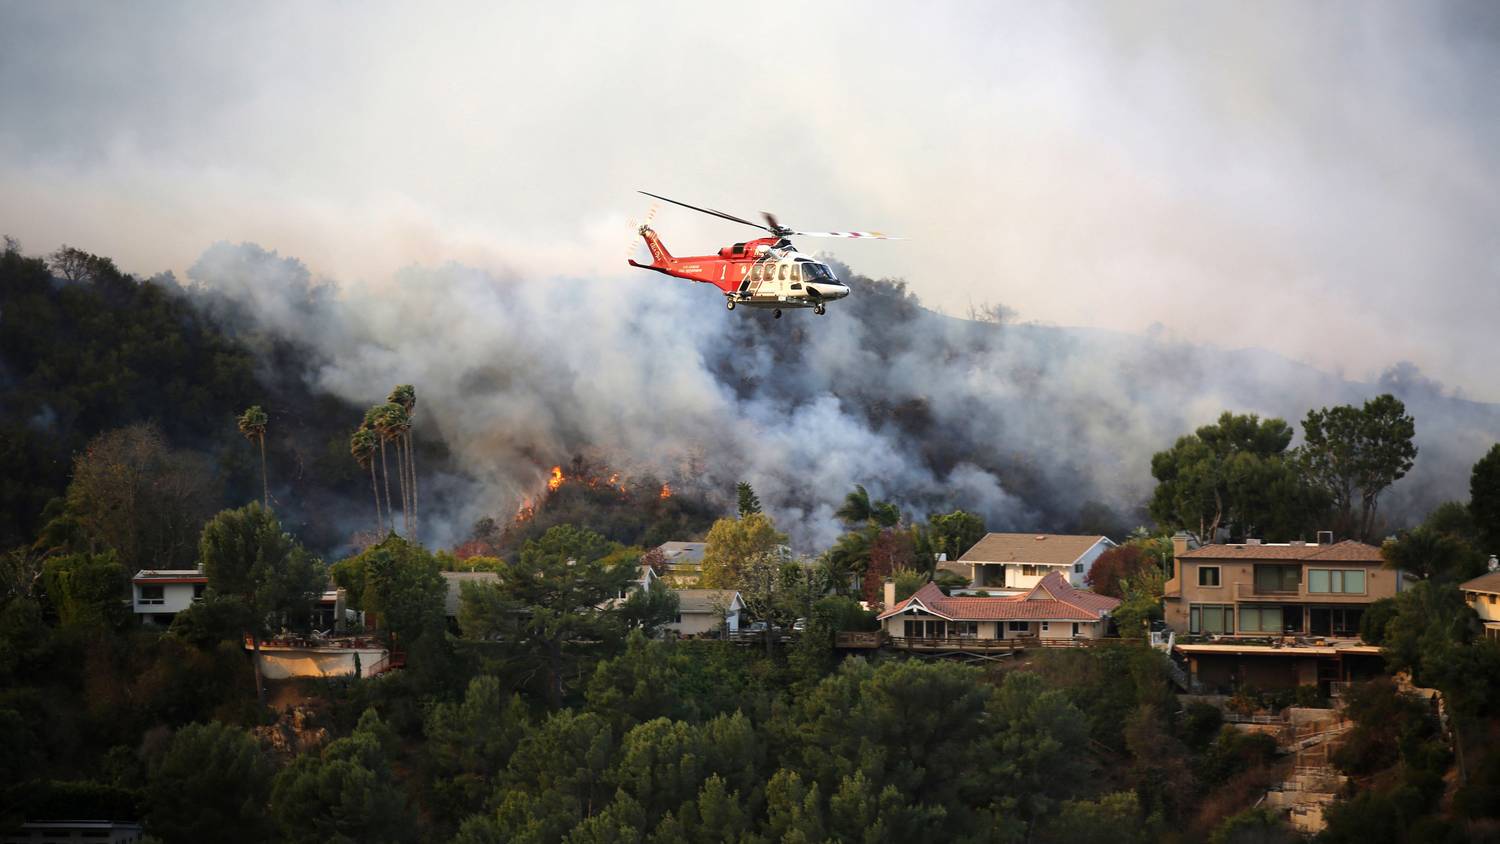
[1072,623,1080,637]
[953,621,978,638]
[1307,569,1366,594]
[904,619,948,639]
[1198,566,1221,587]
[674,613,682,624]
[1041,621,1050,632]
[1007,621,1030,632]
[1490,594,1496,605]
[193,583,206,602]
[1189,604,1234,635]
[1254,565,1301,594]
[139,585,165,606]
[1073,563,1084,574]
[1240,606,1300,634]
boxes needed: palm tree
[365,406,395,535]
[388,385,418,538]
[237,405,270,508]
[835,484,874,526]
[350,427,381,534]
[373,402,411,534]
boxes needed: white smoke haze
[2,2,1500,399]
[185,242,1500,552]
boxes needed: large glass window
[1198,566,1221,587]
[954,621,978,638]
[1239,606,1300,633]
[139,585,164,605]
[1255,565,1301,594]
[1190,604,1234,635]
[1308,569,1366,594]
[1007,621,1030,632]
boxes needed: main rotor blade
[637,191,769,232]
[788,231,904,239]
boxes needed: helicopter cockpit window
[804,263,833,281]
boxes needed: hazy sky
[3,1,1498,399]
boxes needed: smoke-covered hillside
[180,242,1500,551]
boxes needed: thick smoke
[185,242,1500,552]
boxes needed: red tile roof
[877,572,1120,622]
[1177,539,1382,563]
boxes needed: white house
[131,569,207,626]
[1461,562,1500,642]
[668,589,745,636]
[951,533,1117,590]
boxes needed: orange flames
[659,482,673,500]
[547,465,564,491]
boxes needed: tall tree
[1471,444,1500,555]
[270,708,416,844]
[925,509,986,564]
[1149,412,1320,542]
[1381,526,1485,582]
[330,535,445,650]
[62,423,219,571]
[736,482,762,518]
[458,524,633,705]
[147,721,274,844]
[199,502,324,704]
[373,402,411,535]
[350,427,382,534]
[700,513,788,590]
[364,406,396,535]
[236,405,270,509]
[389,385,419,538]
[1298,393,1417,541]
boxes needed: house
[876,571,1120,647]
[1,820,145,844]
[440,570,500,618]
[951,533,1117,590]
[131,569,207,626]
[1161,534,1403,639]
[654,541,708,583]
[1461,561,1500,642]
[1163,534,1399,693]
[668,589,744,635]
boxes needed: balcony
[1233,583,1369,604]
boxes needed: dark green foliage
[269,709,416,844]
[1360,597,1400,645]
[1209,806,1296,844]
[1038,792,1149,844]
[459,525,636,705]
[147,721,273,844]
[39,551,128,630]
[620,584,679,638]
[1382,525,1486,582]
[735,481,761,518]
[1473,443,1500,554]
[924,509,986,564]
[1299,393,1418,541]
[0,245,256,550]
[331,535,444,648]
[1149,411,1325,541]
[1181,702,1225,749]
[1197,726,1278,787]
[201,503,325,639]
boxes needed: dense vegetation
[4,239,1500,841]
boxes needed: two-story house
[1461,562,1500,642]
[950,533,1117,590]
[131,569,208,626]
[1162,535,1401,639]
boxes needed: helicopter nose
[827,284,850,300]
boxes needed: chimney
[1316,530,1334,545]
[1489,555,1498,572]
[1171,531,1195,559]
[883,577,896,608]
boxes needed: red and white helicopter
[628,191,900,318]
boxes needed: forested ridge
[4,239,1500,842]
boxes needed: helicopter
[627,191,900,318]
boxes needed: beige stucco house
[1162,535,1403,639]
[948,533,1117,590]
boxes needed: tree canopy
[1149,411,1324,542]
[1298,393,1417,541]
